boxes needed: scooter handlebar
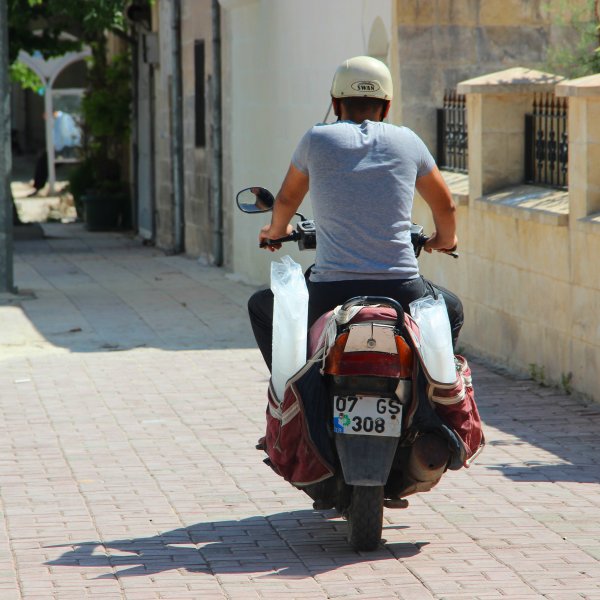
[259,231,299,248]
[258,222,458,258]
[413,233,459,259]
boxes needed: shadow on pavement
[45,510,424,579]
[484,462,600,483]
[10,223,599,484]
[472,365,600,484]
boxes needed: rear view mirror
[236,187,275,213]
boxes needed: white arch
[17,48,91,194]
[17,48,91,87]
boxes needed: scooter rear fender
[335,433,399,486]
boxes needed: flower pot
[82,191,125,231]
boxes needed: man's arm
[415,166,457,253]
[259,163,309,251]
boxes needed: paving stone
[1,223,600,598]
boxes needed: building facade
[219,0,398,283]
[132,0,217,258]
[141,0,600,401]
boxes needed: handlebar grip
[259,232,298,248]
[436,243,459,258]
[418,235,459,259]
[417,234,429,247]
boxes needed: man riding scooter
[248,55,463,371]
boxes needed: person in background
[29,110,81,196]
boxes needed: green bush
[73,51,132,226]
[81,52,132,153]
[545,0,600,77]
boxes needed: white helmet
[330,55,393,101]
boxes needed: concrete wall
[559,76,600,401]
[152,1,176,249]
[395,0,581,154]
[180,0,214,260]
[152,0,600,401]
[219,0,396,284]
[411,69,600,402]
[150,0,215,257]
[219,0,584,281]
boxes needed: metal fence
[436,90,468,173]
[525,93,568,189]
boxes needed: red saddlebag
[402,314,485,467]
[264,305,405,488]
[264,356,335,487]
[426,356,485,466]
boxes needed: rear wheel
[347,485,384,551]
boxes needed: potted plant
[73,51,132,231]
[67,157,94,220]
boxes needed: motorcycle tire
[347,485,384,552]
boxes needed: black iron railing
[525,93,568,189]
[436,90,468,173]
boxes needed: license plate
[333,395,402,437]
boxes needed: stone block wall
[181,0,214,260]
[395,0,582,154]
[152,0,176,250]
[413,68,600,402]
[150,0,214,255]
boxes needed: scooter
[237,187,483,552]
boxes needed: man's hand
[424,231,458,254]
[259,223,294,251]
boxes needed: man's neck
[341,115,382,123]
[340,109,384,123]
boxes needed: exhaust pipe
[387,433,450,504]
[408,432,449,482]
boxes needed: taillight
[324,332,413,378]
[395,335,413,378]
[324,332,349,375]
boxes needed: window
[194,40,206,148]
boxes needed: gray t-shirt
[292,120,435,282]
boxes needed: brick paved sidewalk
[0,224,599,600]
